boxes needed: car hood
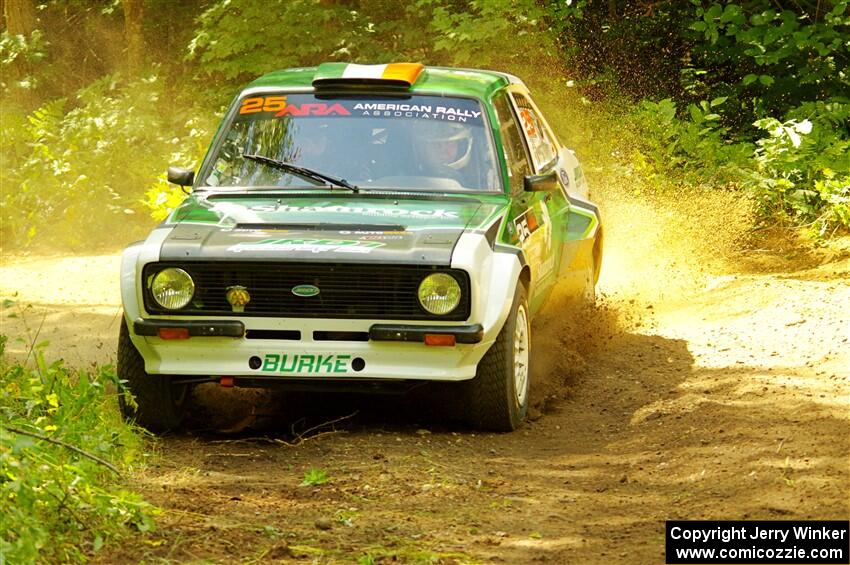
[158,192,506,265]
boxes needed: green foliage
[543,0,698,98]
[1,73,213,247]
[630,97,752,189]
[543,0,850,235]
[426,0,550,66]
[186,0,551,96]
[187,0,362,92]
[0,29,50,93]
[750,114,850,234]
[0,346,154,563]
[623,98,849,234]
[299,468,330,486]
[687,1,850,124]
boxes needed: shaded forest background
[1,0,848,249]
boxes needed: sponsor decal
[574,165,585,184]
[338,230,408,241]
[240,96,351,117]
[537,201,556,280]
[229,238,385,254]
[237,95,485,125]
[359,234,404,240]
[261,354,350,374]
[559,168,570,188]
[513,202,554,250]
[247,204,459,219]
[538,255,556,280]
[513,208,541,243]
[338,230,406,235]
[539,201,552,250]
[274,103,350,117]
[240,96,287,114]
[519,108,538,138]
[352,102,482,123]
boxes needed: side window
[512,93,557,171]
[492,92,532,194]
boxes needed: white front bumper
[133,316,493,381]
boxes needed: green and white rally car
[118,62,602,432]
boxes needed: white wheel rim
[513,303,530,407]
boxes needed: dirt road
[1,190,848,564]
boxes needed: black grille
[143,262,471,321]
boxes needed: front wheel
[582,253,597,305]
[465,283,530,431]
[117,317,188,433]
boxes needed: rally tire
[586,228,602,304]
[583,253,597,306]
[465,284,530,432]
[117,317,188,433]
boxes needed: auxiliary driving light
[151,268,195,310]
[226,285,251,312]
[417,273,461,315]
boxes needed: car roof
[244,64,524,101]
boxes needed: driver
[292,120,331,168]
[412,121,474,184]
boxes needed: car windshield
[203,94,500,192]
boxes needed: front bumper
[133,318,484,344]
[134,319,245,337]
[129,316,493,382]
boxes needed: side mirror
[523,170,558,192]
[167,166,195,187]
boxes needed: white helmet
[413,121,474,170]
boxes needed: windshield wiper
[242,154,359,193]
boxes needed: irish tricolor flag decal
[313,62,425,88]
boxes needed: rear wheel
[465,283,530,431]
[117,317,188,433]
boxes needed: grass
[0,340,154,563]
[300,467,330,486]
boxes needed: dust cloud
[528,182,754,413]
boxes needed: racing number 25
[240,96,287,114]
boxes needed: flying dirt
[1,187,847,563]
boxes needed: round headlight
[151,268,195,310]
[418,273,461,315]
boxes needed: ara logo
[292,284,320,297]
[275,103,351,117]
[239,96,351,117]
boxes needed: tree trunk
[123,0,144,73]
[3,0,37,35]
[3,0,38,102]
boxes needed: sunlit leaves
[0,352,153,563]
[185,0,552,89]
[1,74,214,247]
